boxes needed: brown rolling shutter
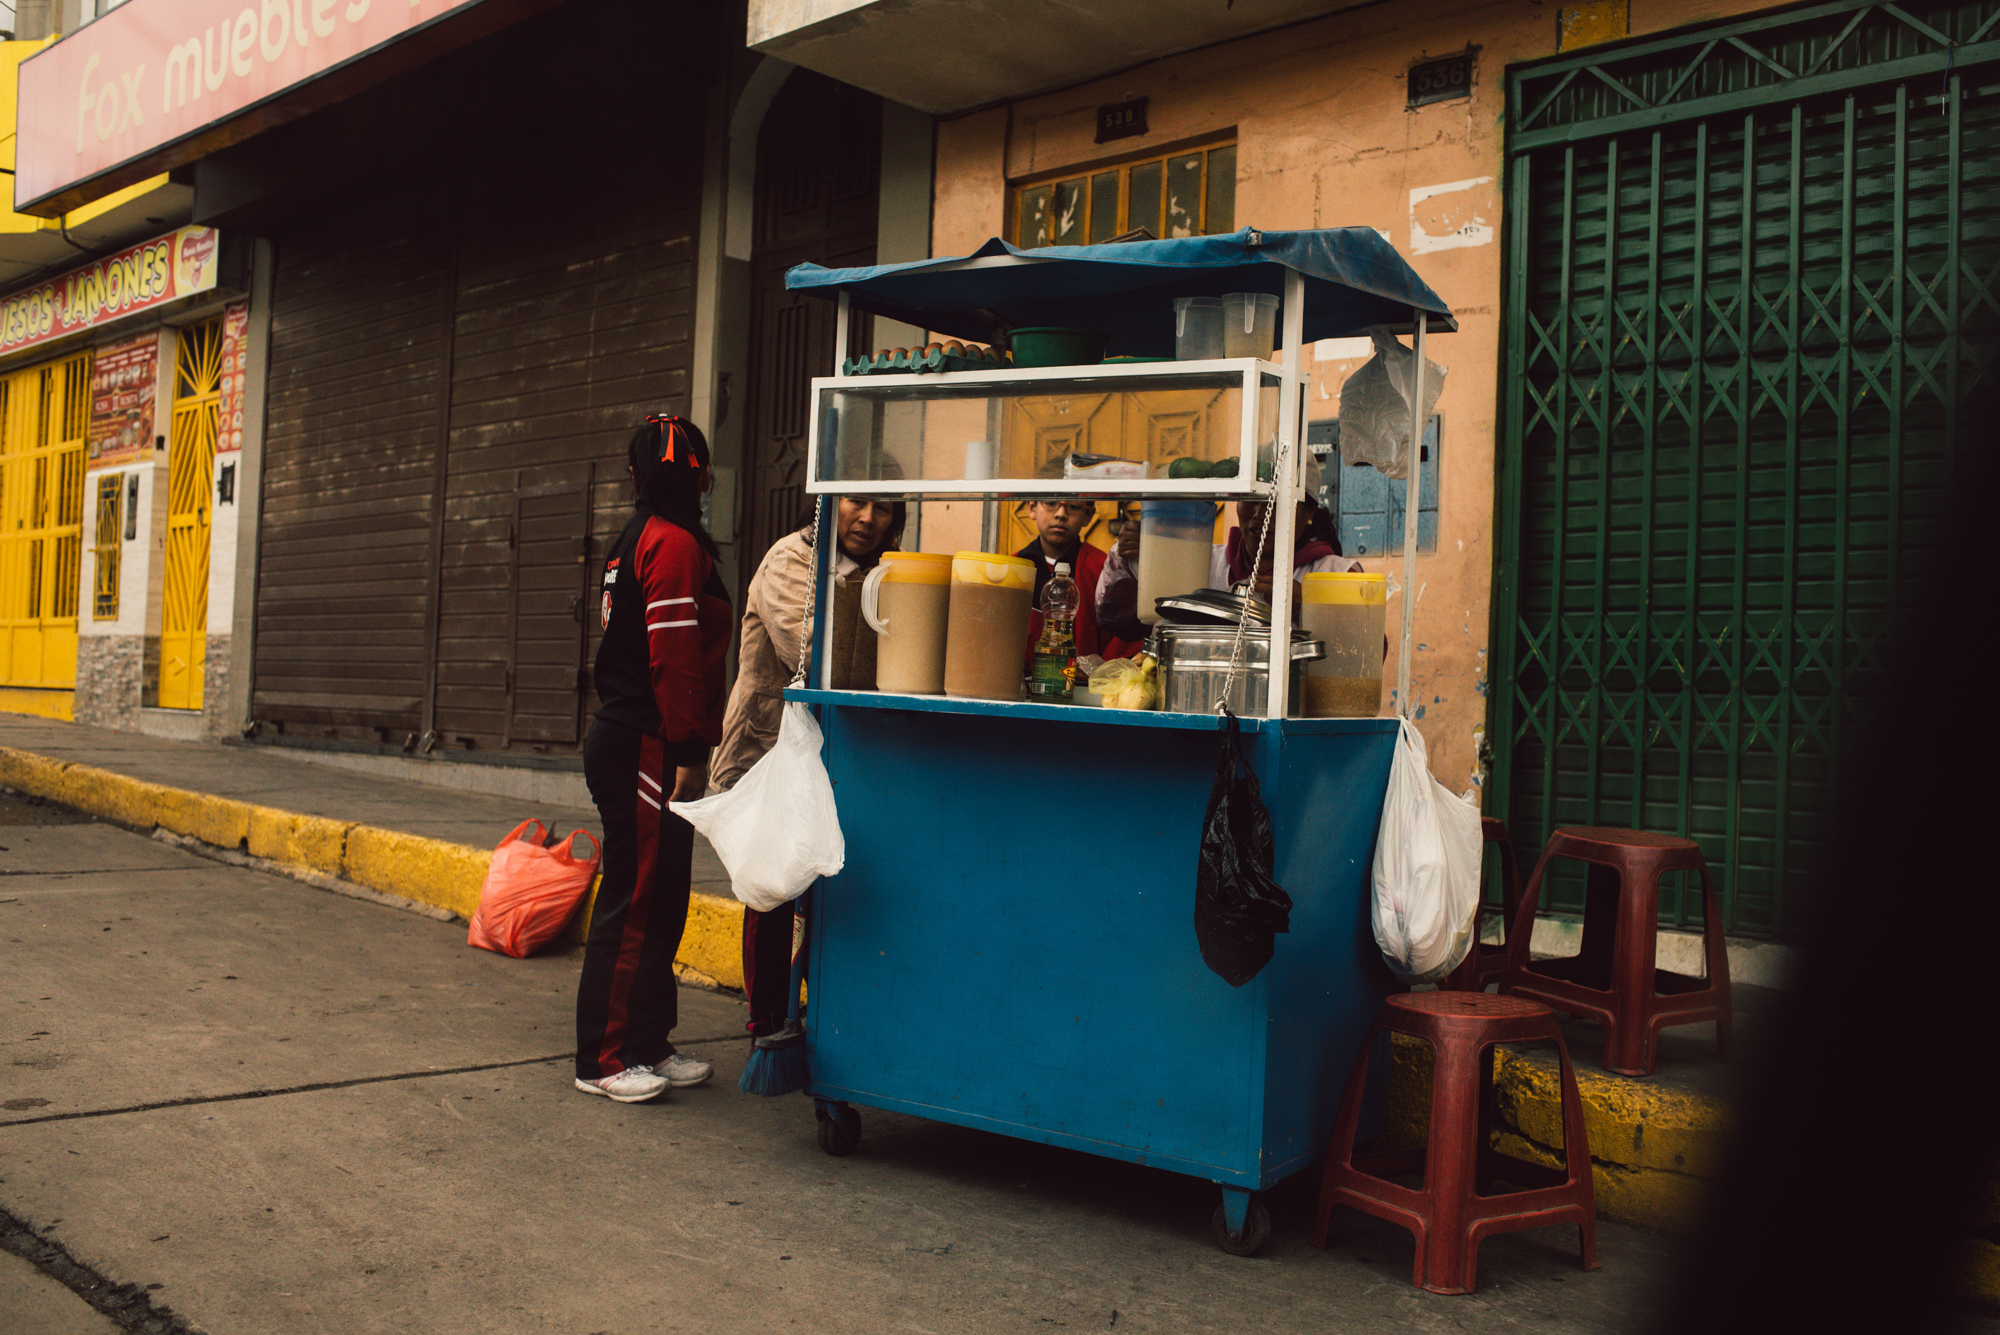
[254,205,450,737]
[247,1,713,754]
[428,149,701,753]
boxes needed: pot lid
[1149,624,1326,661]
[1154,588,1271,626]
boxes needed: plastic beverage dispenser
[860,552,953,695]
[943,552,1036,701]
[1220,292,1279,360]
[1299,572,1387,716]
[1137,500,1215,624]
[1173,296,1224,360]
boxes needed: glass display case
[804,359,1285,497]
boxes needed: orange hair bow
[645,413,698,466]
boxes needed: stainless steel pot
[1150,623,1324,716]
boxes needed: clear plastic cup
[1221,292,1279,360]
[1173,296,1224,360]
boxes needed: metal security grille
[161,318,222,711]
[92,475,121,621]
[0,353,89,690]
[1495,0,2000,936]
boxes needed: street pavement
[2,788,1694,1334]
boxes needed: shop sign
[217,300,250,454]
[0,226,219,360]
[12,0,522,215]
[86,333,159,470]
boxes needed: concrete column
[226,238,275,737]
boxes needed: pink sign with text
[14,0,487,211]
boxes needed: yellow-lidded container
[944,551,1037,700]
[879,551,954,583]
[862,553,955,695]
[1299,572,1387,717]
[950,551,1037,589]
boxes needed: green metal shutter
[1495,0,2000,937]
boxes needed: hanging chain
[1217,435,1288,715]
[791,506,821,688]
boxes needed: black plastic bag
[1194,708,1293,986]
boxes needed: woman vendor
[714,492,906,1042]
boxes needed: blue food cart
[783,229,1452,1253]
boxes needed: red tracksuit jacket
[592,509,733,764]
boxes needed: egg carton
[842,343,1010,376]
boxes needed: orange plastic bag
[466,819,602,959]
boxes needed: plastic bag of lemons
[1089,655,1160,711]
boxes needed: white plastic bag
[669,702,844,912]
[1371,717,1483,983]
[1337,327,1448,480]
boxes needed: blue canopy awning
[783,228,1454,359]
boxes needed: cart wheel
[815,1105,861,1156]
[1210,1200,1272,1256]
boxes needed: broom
[739,933,809,1096]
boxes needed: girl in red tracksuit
[574,415,733,1104]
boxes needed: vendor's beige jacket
[714,531,875,790]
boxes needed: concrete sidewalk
[8,712,1997,1310]
[0,716,749,991]
[1,792,1707,1334]
[0,715,1746,1235]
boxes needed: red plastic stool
[1499,827,1731,1076]
[1312,992,1597,1295]
[1440,817,1521,992]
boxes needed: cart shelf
[786,686,1396,735]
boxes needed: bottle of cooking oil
[1027,563,1078,704]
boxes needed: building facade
[757,0,1999,937]
[10,0,1994,937]
[2,0,934,797]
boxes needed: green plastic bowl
[1008,327,1108,368]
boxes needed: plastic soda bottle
[1028,562,1079,703]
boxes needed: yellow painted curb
[247,807,354,877]
[0,747,73,799]
[154,788,254,850]
[0,744,752,993]
[681,891,746,991]
[1378,1032,1724,1235]
[344,825,490,921]
[1966,1239,2000,1309]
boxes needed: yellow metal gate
[161,320,221,711]
[0,353,90,702]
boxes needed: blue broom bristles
[738,1019,808,1096]
[741,904,811,1097]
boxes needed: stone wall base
[72,636,143,729]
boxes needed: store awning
[784,228,1456,359]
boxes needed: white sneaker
[574,1066,668,1103]
[656,1053,713,1088]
